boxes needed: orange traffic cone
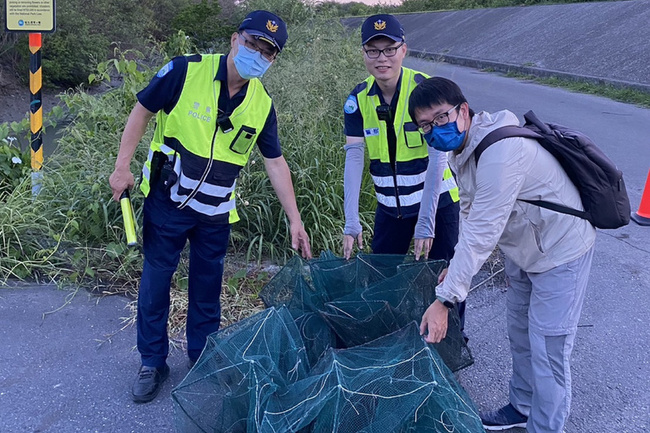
[631,169,650,226]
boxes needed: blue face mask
[423,121,467,152]
[233,42,272,79]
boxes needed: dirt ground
[0,70,63,124]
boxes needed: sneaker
[480,403,528,430]
[132,364,170,403]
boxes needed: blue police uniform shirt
[137,54,282,159]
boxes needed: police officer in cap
[109,10,312,403]
[342,14,465,329]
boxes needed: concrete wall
[343,0,650,90]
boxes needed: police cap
[361,14,405,45]
[238,10,288,52]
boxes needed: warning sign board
[5,0,56,33]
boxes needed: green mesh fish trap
[260,253,473,372]
[173,253,478,433]
[260,322,483,433]
[173,307,310,432]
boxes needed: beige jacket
[437,110,596,303]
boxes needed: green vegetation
[0,2,373,293]
[2,0,644,288]
[234,16,373,261]
[315,1,386,17]
[0,141,30,198]
[171,0,237,49]
[503,72,650,108]
[0,0,232,87]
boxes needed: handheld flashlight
[119,190,138,247]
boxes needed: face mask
[233,42,272,79]
[423,121,467,152]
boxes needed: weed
[505,71,650,108]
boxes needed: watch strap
[437,296,455,309]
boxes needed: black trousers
[371,201,466,333]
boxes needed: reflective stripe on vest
[376,189,423,208]
[141,148,154,183]
[140,54,272,223]
[372,171,427,188]
[357,67,430,218]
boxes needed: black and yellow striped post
[29,32,43,195]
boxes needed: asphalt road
[0,285,185,433]
[1,61,649,432]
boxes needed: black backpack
[474,110,630,229]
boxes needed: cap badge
[266,20,278,33]
[374,20,386,30]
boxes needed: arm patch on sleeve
[344,95,359,114]
[156,61,174,78]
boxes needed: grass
[503,71,650,108]
[232,20,375,261]
[121,255,273,342]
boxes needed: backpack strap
[474,125,589,220]
[521,198,588,219]
[474,126,541,164]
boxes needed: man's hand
[414,238,433,261]
[290,221,312,260]
[420,300,449,343]
[109,167,135,202]
[343,232,363,260]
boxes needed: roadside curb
[408,49,650,94]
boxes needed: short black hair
[408,77,474,122]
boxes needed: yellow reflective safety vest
[356,67,458,218]
[442,167,460,203]
[140,54,272,224]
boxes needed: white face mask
[233,41,272,79]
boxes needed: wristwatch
[437,296,455,309]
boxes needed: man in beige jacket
[409,77,595,433]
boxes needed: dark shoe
[132,364,170,403]
[480,403,528,430]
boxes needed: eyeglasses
[417,104,460,134]
[238,33,277,61]
[363,42,404,59]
